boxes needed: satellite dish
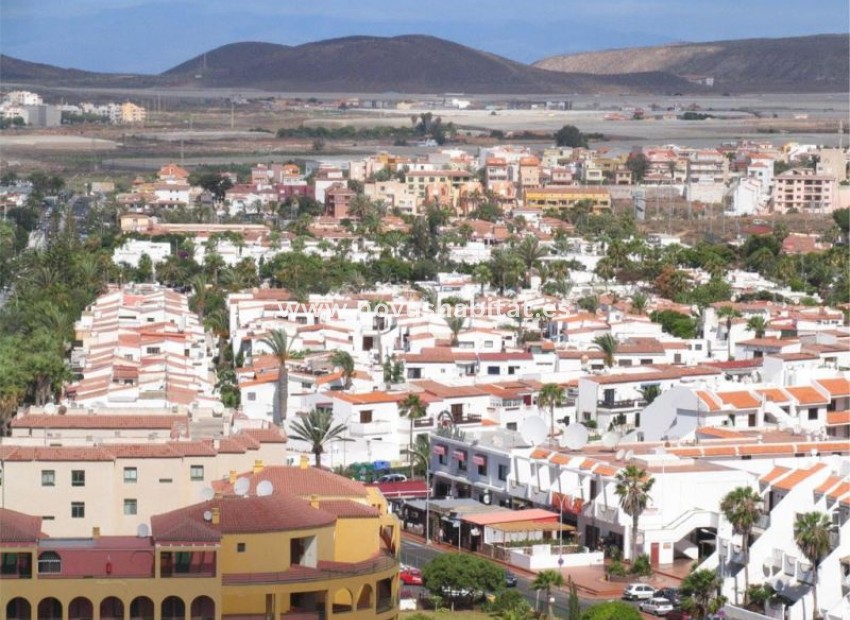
[558,433,571,448]
[257,480,274,497]
[615,449,626,461]
[213,402,224,415]
[44,403,56,415]
[601,431,622,449]
[624,450,635,461]
[136,523,150,537]
[562,424,589,451]
[520,416,548,446]
[234,477,250,497]
[773,579,785,592]
[200,487,215,501]
[203,510,213,522]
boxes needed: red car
[399,567,423,586]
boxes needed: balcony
[597,398,646,412]
[223,554,397,585]
[753,513,771,532]
[454,414,482,425]
[348,420,392,438]
[413,417,434,429]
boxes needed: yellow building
[523,186,612,212]
[1,460,400,620]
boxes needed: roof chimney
[253,459,264,474]
[229,470,237,484]
[92,526,101,539]
[211,507,220,525]
[309,494,319,509]
[299,455,309,470]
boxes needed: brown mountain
[161,35,696,94]
[534,34,850,93]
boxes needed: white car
[623,583,656,600]
[640,597,675,616]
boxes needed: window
[506,422,517,431]
[808,408,819,420]
[146,347,161,354]
[38,552,61,574]
[41,470,55,487]
[497,464,509,481]
[438,453,446,465]
[247,392,256,402]
[458,459,467,472]
[124,467,138,483]
[71,470,85,487]
[190,465,204,481]
[487,366,500,375]
[71,502,85,518]
[477,463,486,476]
[360,410,373,424]
[237,543,246,553]
[159,478,173,483]
[124,499,138,515]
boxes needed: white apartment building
[112,239,171,268]
[773,169,836,213]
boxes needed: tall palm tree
[288,409,350,468]
[445,315,465,346]
[615,465,655,561]
[593,333,618,368]
[793,511,832,620]
[720,486,762,605]
[403,434,430,479]
[204,309,230,371]
[472,264,491,295]
[531,569,564,619]
[260,329,292,425]
[680,568,725,620]
[330,350,355,390]
[190,274,209,320]
[538,383,565,442]
[630,291,648,315]
[398,394,428,479]
[746,316,768,339]
[716,305,741,339]
[515,235,546,284]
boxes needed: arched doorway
[356,585,373,610]
[69,597,93,620]
[161,596,185,620]
[129,596,154,620]
[190,596,214,620]
[100,597,124,620]
[331,589,353,613]
[37,598,62,620]
[7,598,32,620]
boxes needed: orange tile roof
[827,482,850,502]
[700,445,739,457]
[698,427,745,439]
[463,508,558,526]
[815,475,843,495]
[579,459,597,470]
[696,390,722,412]
[716,391,761,410]
[761,466,790,484]
[550,453,571,465]
[756,388,790,403]
[827,411,850,426]
[773,463,826,491]
[785,386,829,406]
[530,448,552,460]
[816,378,850,397]
[593,465,620,477]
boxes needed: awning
[432,445,446,456]
[488,520,576,533]
[453,450,467,461]
[472,454,487,466]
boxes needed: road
[400,537,592,616]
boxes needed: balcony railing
[753,513,771,531]
[413,417,434,429]
[597,399,647,411]
[454,414,482,425]
[222,554,397,586]
[348,420,392,437]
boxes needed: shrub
[630,554,652,577]
[606,560,627,577]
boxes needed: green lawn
[401,612,493,619]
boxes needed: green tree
[626,153,649,182]
[639,384,661,405]
[472,264,492,295]
[404,434,431,479]
[615,465,655,561]
[680,568,726,619]
[593,333,618,368]
[650,310,698,339]
[531,569,565,619]
[135,253,153,283]
[421,553,504,609]
[398,394,428,479]
[577,294,600,314]
[288,408,350,468]
[630,291,648,314]
[445,315,466,347]
[554,125,588,148]
[580,601,642,620]
[746,316,768,338]
[832,207,850,234]
[567,576,581,620]
[259,329,292,425]
[538,383,566,442]
[514,235,546,285]
[489,590,533,620]
[793,511,833,620]
[330,350,355,390]
[720,486,762,605]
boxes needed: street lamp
[425,457,432,545]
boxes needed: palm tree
[398,394,428,479]
[593,333,618,368]
[288,408,350,468]
[515,235,546,284]
[746,316,768,339]
[204,309,230,371]
[330,351,355,390]
[680,568,726,620]
[793,511,832,620]
[260,329,292,425]
[445,315,465,346]
[716,305,741,339]
[538,383,565,443]
[403,434,430,479]
[531,569,565,619]
[720,486,762,605]
[615,465,655,562]
[472,264,491,295]
[190,274,209,320]
[630,291,648,315]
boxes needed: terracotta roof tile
[10,414,188,430]
[761,466,791,484]
[221,465,369,498]
[716,391,761,410]
[773,463,827,491]
[815,475,843,495]
[593,465,620,477]
[530,448,552,460]
[696,390,722,412]
[816,378,850,398]
[827,411,850,426]
[550,454,571,465]
[0,507,43,543]
[318,500,380,519]
[785,386,829,406]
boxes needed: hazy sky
[2,0,847,73]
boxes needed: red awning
[472,455,487,466]
[453,450,466,461]
[432,445,446,456]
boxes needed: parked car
[504,570,518,587]
[640,597,675,616]
[378,473,408,483]
[654,587,682,607]
[665,610,693,620]
[399,567,423,585]
[622,583,656,600]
